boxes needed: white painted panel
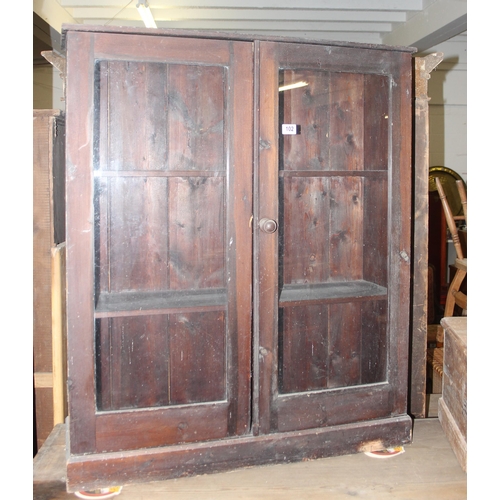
[429,105,467,182]
[33,66,65,111]
[426,34,467,182]
[428,68,466,106]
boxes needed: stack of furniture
[427,177,467,470]
[426,176,467,399]
[33,110,66,452]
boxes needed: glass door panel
[256,40,411,436]
[278,68,390,393]
[93,60,228,411]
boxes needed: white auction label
[282,124,299,135]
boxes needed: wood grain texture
[66,31,99,454]
[256,41,280,435]
[329,302,362,387]
[329,176,364,280]
[34,420,466,500]
[281,70,330,171]
[438,398,467,473]
[169,311,226,404]
[439,316,466,471]
[51,243,67,425]
[66,415,412,492]
[260,40,408,438]
[281,176,330,284]
[280,304,329,392]
[329,73,364,171]
[63,26,413,490]
[65,29,254,459]
[410,54,443,418]
[95,402,230,453]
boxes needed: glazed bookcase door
[65,31,253,454]
[256,41,412,434]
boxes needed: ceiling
[34,0,466,61]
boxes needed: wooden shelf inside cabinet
[279,280,387,307]
[279,170,387,178]
[95,288,227,318]
[95,170,226,178]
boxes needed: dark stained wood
[280,304,329,392]
[96,315,170,411]
[65,30,254,462]
[281,70,330,171]
[168,177,225,289]
[224,40,254,437]
[258,40,412,438]
[280,281,387,305]
[167,64,224,171]
[98,61,169,172]
[67,415,412,492]
[281,176,330,283]
[65,31,99,454]
[107,177,170,292]
[33,387,53,453]
[329,302,362,387]
[35,420,467,500]
[279,300,389,394]
[360,300,388,384]
[329,73,364,171]
[64,25,414,491]
[169,311,226,404]
[388,50,414,418]
[95,402,230,452]
[363,177,388,285]
[62,23,416,54]
[280,170,386,178]
[382,58,415,396]
[95,289,227,316]
[363,74,389,171]
[329,176,364,280]
[255,40,281,435]
[276,382,394,433]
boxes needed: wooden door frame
[65,29,254,455]
[255,40,414,435]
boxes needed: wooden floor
[34,417,466,500]
[33,418,467,500]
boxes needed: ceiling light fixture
[136,0,157,28]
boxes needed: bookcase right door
[256,40,413,435]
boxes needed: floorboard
[34,418,466,499]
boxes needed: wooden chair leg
[444,268,467,317]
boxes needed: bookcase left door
[65,30,254,455]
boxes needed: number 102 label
[281,124,301,135]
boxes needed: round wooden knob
[259,218,278,233]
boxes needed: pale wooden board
[52,243,67,425]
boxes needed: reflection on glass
[277,68,390,393]
[93,60,228,410]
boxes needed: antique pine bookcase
[62,24,415,492]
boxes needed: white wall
[33,64,65,111]
[424,33,467,182]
